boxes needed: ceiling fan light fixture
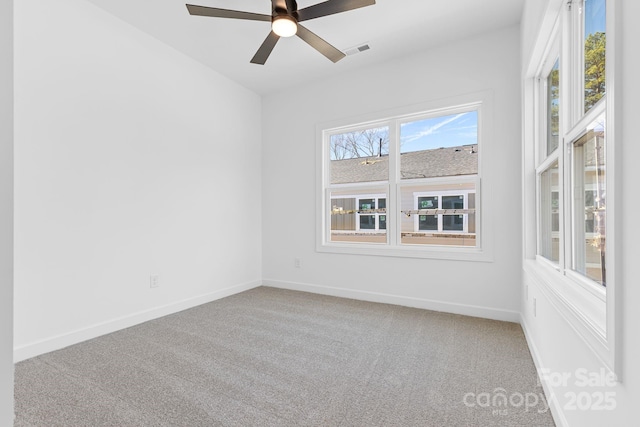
[272,15,297,37]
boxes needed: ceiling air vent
[344,43,371,56]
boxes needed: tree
[584,32,606,111]
[330,134,351,160]
[548,65,559,150]
[330,128,389,160]
[582,31,607,284]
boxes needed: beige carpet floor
[14,286,555,426]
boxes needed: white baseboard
[520,314,568,427]
[13,280,261,362]
[263,279,520,323]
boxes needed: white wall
[520,0,639,425]
[13,0,263,360]
[0,0,14,422]
[262,27,522,320]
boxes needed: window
[330,192,388,244]
[546,59,560,155]
[535,0,608,285]
[319,99,485,259]
[570,0,607,287]
[409,191,475,246]
[328,124,389,244]
[417,196,438,231]
[583,0,606,113]
[536,37,561,267]
[528,0,618,373]
[538,160,560,263]
[570,111,606,286]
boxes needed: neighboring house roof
[330,145,478,184]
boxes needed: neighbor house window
[409,192,475,246]
[320,100,484,259]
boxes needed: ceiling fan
[186,0,376,64]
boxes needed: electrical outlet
[294,258,301,268]
[150,275,159,288]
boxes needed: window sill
[316,241,493,262]
[523,259,614,374]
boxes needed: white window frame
[524,0,621,377]
[316,92,494,262]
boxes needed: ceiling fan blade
[271,0,285,11]
[251,32,281,64]
[297,0,375,22]
[186,4,271,22]
[285,0,298,14]
[296,24,346,63]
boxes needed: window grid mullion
[388,119,399,247]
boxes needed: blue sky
[585,0,606,37]
[400,110,477,153]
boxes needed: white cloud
[401,113,465,144]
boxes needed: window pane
[584,0,606,112]
[399,111,478,180]
[443,215,464,231]
[442,195,465,231]
[400,183,476,247]
[538,161,560,263]
[329,189,387,244]
[468,193,476,234]
[360,215,375,229]
[547,59,560,154]
[378,198,387,230]
[330,127,389,184]
[359,199,374,210]
[418,196,438,230]
[572,112,606,286]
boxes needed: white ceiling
[84,0,524,95]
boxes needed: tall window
[535,0,608,288]
[537,49,561,265]
[321,103,482,256]
[571,0,607,286]
[398,111,478,247]
[527,0,619,374]
[328,126,390,244]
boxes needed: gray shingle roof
[330,145,478,184]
